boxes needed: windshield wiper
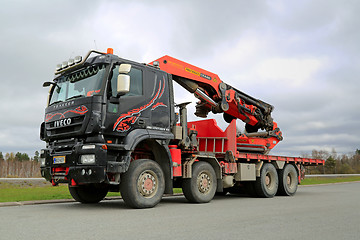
[66,94,85,101]
[49,100,63,106]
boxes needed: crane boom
[150,56,283,153]
[151,56,278,131]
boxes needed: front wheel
[69,184,109,204]
[182,161,217,203]
[120,159,165,209]
[277,164,298,196]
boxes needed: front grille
[52,138,77,153]
[46,115,85,137]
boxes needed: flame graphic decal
[113,78,166,132]
[45,105,88,122]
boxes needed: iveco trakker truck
[40,48,324,208]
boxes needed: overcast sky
[0,0,359,158]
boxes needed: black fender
[122,129,174,150]
[120,129,174,194]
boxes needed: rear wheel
[69,184,109,204]
[277,164,298,196]
[182,161,217,203]
[120,159,165,209]
[254,163,278,198]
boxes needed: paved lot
[0,182,359,240]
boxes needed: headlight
[40,158,46,167]
[80,154,96,164]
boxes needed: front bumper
[41,165,106,185]
[40,143,129,185]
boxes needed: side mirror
[43,81,61,93]
[116,64,131,96]
[119,64,131,74]
[117,75,130,96]
[43,82,52,87]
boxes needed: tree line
[304,149,360,174]
[0,148,359,178]
[0,151,41,178]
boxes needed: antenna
[94,40,98,49]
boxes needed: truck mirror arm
[109,96,120,104]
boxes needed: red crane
[151,56,283,154]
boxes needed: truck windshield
[49,64,106,105]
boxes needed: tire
[254,163,278,198]
[182,161,217,203]
[277,164,298,196]
[69,184,109,204]
[120,159,165,209]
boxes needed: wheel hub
[138,170,158,198]
[197,172,211,193]
[265,174,271,187]
[287,175,291,186]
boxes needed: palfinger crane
[151,56,283,154]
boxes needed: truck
[40,48,324,208]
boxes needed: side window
[110,65,143,97]
[127,68,143,96]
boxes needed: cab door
[104,65,170,136]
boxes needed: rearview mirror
[117,75,130,96]
[119,64,131,74]
[116,64,131,96]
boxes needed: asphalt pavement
[0,182,359,240]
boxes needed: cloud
[0,0,359,158]
[255,58,323,87]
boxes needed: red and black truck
[40,48,324,208]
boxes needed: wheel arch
[196,156,222,180]
[132,138,173,194]
[121,129,174,194]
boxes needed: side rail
[236,153,325,166]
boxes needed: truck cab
[40,49,176,206]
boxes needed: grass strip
[0,184,119,203]
[0,185,72,203]
[0,177,359,203]
[301,176,360,185]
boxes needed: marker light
[68,58,75,66]
[56,64,62,71]
[62,61,68,68]
[40,158,46,167]
[107,48,113,54]
[74,56,82,63]
[82,145,95,150]
[153,61,160,67]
